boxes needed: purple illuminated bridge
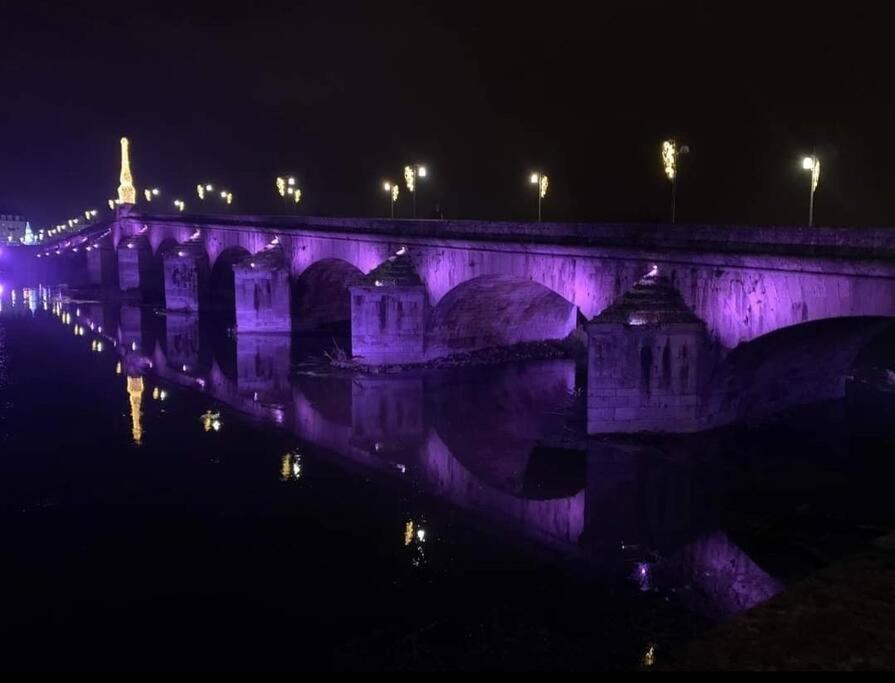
[28,206,895,434]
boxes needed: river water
[2,286,895,670]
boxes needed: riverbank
[328,335,586,374]
[664,532,895,671]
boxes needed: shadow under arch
[427,275,579,358]
[708,316,895,426]
[209,245,251,327]
[293,258,364,334]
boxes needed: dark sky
[0,1,890,228]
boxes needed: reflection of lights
[642,644,656,668]
[131,341,138,351]
[404,519,428,568]
[201,410,222,432]
[127,375,144,445]
[647,264,659,278]
[280,451,303,482]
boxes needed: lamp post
[288,185,301,212]
[801,155,821,227]
[529,172,549,222]
[173,199,186,213]
[143,187,161,203]
[384,181,399,218]
[662,139,689,224]
[196,183,214,202]
[404,164,427,218]
[276,176,297,213]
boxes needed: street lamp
[661,139,689,224]
[196,183,214,201]
[174,199,186,212]
[219,190,234,207]
[802,155,821,227]
[404,164,427,218]
[276,176,297,212]
[529,172,549,222]
[143,187,160,202]
[288,185,301,211]
[383,181,400,218]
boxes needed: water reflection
[5,292,796,622]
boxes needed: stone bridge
[31,208,895,363]
[22,207,895,436]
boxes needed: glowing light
[174,199,185,212]
[280,451,303,482]
[197,184,206,200]
[383,181,391,192]
[144,189,152,202]
[647,264,659,278]
[276,176,286,197]
[404,521,415,546]
[127,376,144,445]
[201,410,222,433]
[396,246,407,256]
[642,644,656,668]
[392,184,400,203]
[662,140,677,181]
[803,155,821,192]
[288,177,296,186]
[404,165,415,193]
[539,174,549,199]
[118,137,137,205]
[530,173,539,185]
[131,341,138,351]
[108,199,116,210]
[293,188,301,204]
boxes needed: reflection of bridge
[43,296,784,618]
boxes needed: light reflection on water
[2,286,895,669]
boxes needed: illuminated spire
[118,137,137,205]
[127,375,144,445]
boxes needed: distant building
[0,210,32,245]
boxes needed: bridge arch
[426,275,579,357]
[209,245,251,325]
[293,258,364,332]
[708,316,895,425]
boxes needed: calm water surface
[2,286,895,670]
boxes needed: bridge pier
[350,376,425,453]
[350,253,427,365]
[165,313,200,372]
[233,254,292,333]
[163,246,208,313]
[237,334,291,403]
[117,236,155,299]
[118,304,159,355]
[587,274,713,434]
[86,241,118,288]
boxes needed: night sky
[0,1,889,228]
